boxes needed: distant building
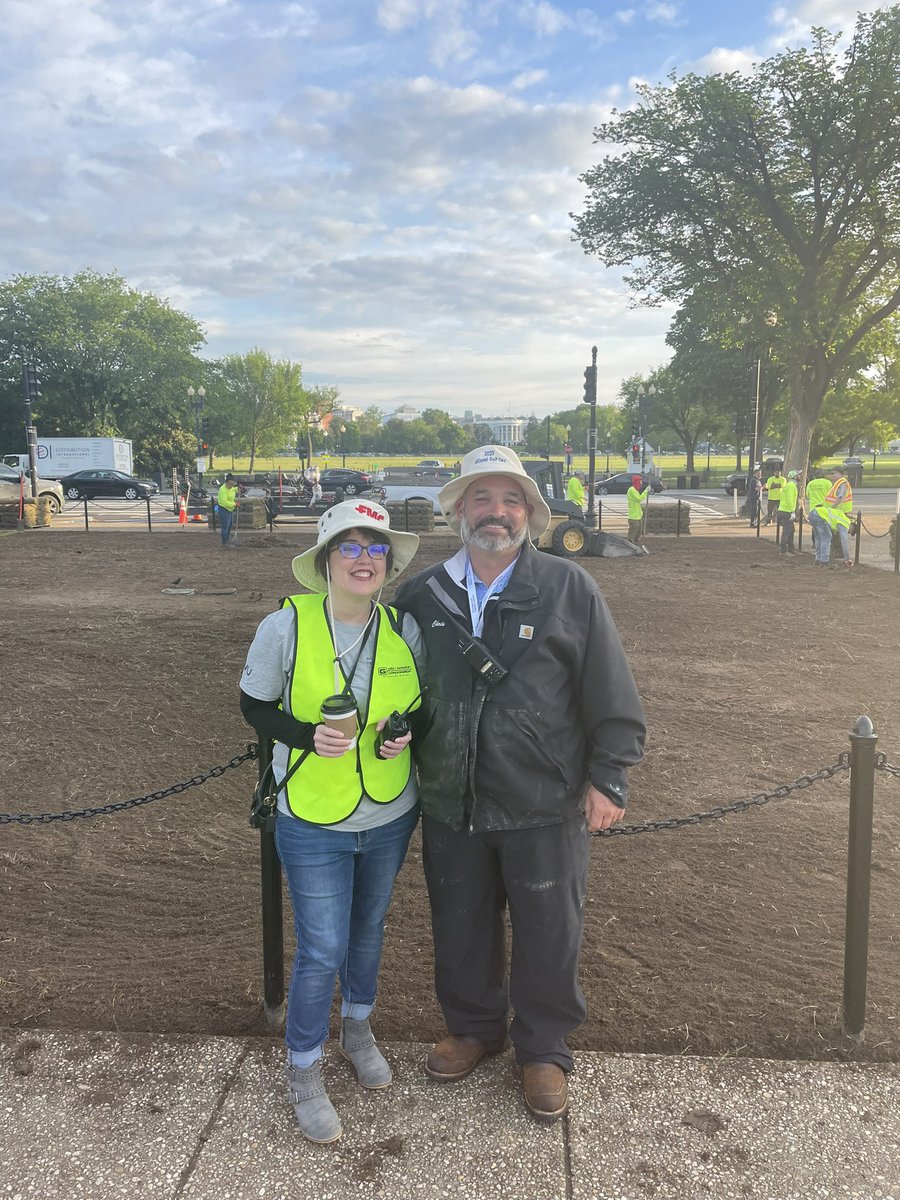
[484,418,525,446]
[332,405,364,423]
[388,404,421,423]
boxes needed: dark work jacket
[395,543,646,833]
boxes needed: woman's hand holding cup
[314,724,355,757]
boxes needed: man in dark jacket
[396,445,645,1124]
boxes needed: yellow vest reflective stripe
[825,476,853,514]
[281,594,421,825]
[766,475,784,499]
[812,502,850,530]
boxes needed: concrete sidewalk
[2,1030,898,1199]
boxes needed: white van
[888,439,900,453]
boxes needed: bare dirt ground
[1,527,898,1064]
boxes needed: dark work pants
[421,812,589,1072]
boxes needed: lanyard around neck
[464,555,516,638]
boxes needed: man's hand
[584,784,625,832]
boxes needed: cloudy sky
[1,0,883,417]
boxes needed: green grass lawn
[207,451,900,487]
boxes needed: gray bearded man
[396,445,645,1123]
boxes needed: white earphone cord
[325,558,383,693]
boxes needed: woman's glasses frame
[333,541,390,560]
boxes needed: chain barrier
[858,517,892,539]
[0,748,257,826]
[1,746,893,831]
[592,755,851,837]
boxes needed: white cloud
[519,1,571,38]
[644,2,680,24]
[511,68,548,89]
[694,46,759,75]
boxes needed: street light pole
[340,424,347,468]
[605,431,610,475]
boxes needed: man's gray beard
[460,516,529,554]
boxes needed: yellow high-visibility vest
[280,594,421,825]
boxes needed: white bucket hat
[291,499,419,593]
[438,445,551,538]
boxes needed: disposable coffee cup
[320,695,358,747]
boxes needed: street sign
[195,457,208,474]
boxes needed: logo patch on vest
[377,665,413,676]
[518,624,534,640]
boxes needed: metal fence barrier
[1,720,896,1040]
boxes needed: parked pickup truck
[362,481,446,514]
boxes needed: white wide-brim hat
[438,445,551,539]
[291,499,420,593]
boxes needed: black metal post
[854,510,862,566]
[145,497,152,533]
[257,738,285,1028]
[82,497,89,532]
[586,346,598,529]
[843,716,878,1039]
[797,508,803,551]
[676,498,682,537]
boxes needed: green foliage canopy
[573,8,900,472]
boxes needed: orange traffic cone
[178,497,187,526]
[192,513,203,522]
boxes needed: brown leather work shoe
[522,1062,568,1122]
[425,1034,506,1082]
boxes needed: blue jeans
[809,510,831,562]
[219,507,233,544]
[275,805,418,1063]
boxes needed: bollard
[145,496,152,533]
[83,496,89,532]
[256,738,286,1029]
[853,510,862,566]
[842,715,878,1040]
[676,498,682,537]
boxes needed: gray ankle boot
[339,1017,392,1089]
[286,1061,342,1143]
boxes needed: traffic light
[582,365,597,405]
[201,417,210,442]
[23,365,41,402]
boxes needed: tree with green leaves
[210,349,313,471]
[0,270,206,472]
[573,7,900,472]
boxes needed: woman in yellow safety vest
[240,500,423,1144]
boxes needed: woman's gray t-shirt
[241,606,425,831]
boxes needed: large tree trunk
[783,359,828,475]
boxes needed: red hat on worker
[631,475,642,487]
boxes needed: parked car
[0,462,64,513]
[416,459,445,470]
[594,472,663,495]
[723,471,750,496]
[59,469,159,500]
[317,468,371,496]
